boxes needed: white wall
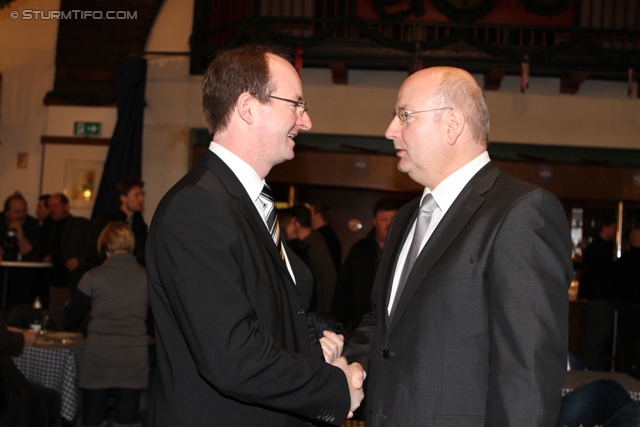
[143,0,202,216]
[0,0,59,212]
[3,0,638,221]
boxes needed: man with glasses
[147,44,363,427]
[340,66,573,426]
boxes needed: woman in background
[65,221,148,427]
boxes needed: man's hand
[65,257,80,271]
[7,327,36,347]
[331,357,364,419]
[22,329,37,347]
[319,330,344,363]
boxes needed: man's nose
[385,117,400,140]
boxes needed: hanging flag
[294,40,303,75]
[412,43,423,74]
[520,55,530,93]
[628,67,636,99]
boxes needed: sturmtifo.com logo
[10,10,137,20]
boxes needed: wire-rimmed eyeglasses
[392,107,452,125]
[252,93,308,117]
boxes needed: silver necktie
[390,193,438,317]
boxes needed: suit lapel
[198,150,295,284]
[387,162,502,334]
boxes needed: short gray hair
[432,69,490,146]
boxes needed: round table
[0,260,53,311]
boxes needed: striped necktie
[259,184,284,259]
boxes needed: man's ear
[446,109,465,145]
[237,92,255,125]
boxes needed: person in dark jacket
[0,192,43,309]
[42,193,90,331]
[0,315,60,426]
[87,176,148,269]
[580,217,618,370]
[614,228,640,378]
[310,203,341,273]
[331,199,398,333]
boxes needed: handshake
[321,331,365,419]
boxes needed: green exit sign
[74,122,101,136]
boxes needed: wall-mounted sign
[74,122,101,136]
[537,165,553,183]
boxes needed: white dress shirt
[209,141,296,282]
[387,151,491,314]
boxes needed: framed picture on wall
[64,160,104,209]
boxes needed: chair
[603,401,640,427]
[557,379,632,427]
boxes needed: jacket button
[381,348,390,359]
[297,306,306,315]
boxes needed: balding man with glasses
[339,66,573,427]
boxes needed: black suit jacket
[146,150,350,427]
[344,162,573,427]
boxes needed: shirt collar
[209,141,265,202]
[423,151,491,213]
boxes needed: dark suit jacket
[578,235,616,300]
[46,215,90,290]
[146,150,350,427]
[331,229,380,331]
[343,162,573,427]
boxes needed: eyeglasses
[252,93,308,117]
[392,107,452,125]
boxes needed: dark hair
[39,194,50,203]
[310,203,331,222]
[277,208,295,229]
[202,44,291,136]
[49,193,69,205]
[373,198,399,216]
[4,191,27,212]
[115,176,144,202]
[290,204,311,228]
[599,217,616,231]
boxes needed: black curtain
[91,57,147,220]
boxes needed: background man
[0,313,61,425]
[289,204,337,317]
[614,228,640,378]
[43,193,90,330]
[0,192,39,262]
[35,194,50,226]
[342,66,573,426]
[331,198,398,333]
[579,218,618,370]
[310,203,341,273]
[146,44,362,427]
[87,176,147,268]
[0,192,42,309]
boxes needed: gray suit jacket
[146,150,350,427]
[344,162,573,427]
